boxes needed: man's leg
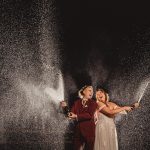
[84,137,95,150]
[74,137,84,150]
[74,127,84,150]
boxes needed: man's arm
[69,102,97,122]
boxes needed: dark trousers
[73,127,95,150]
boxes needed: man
[61,85,97,150]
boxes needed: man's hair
[78,85,92,99]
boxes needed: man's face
[96,91,106,102]
[83,87,93,99]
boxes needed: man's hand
[60,101,67,108]
[68,112,77,119]
[124,106,133,112]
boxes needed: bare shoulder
[108,101,117,106]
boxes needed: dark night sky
[1,0,150,89]
[55,1,150,88]
[0,0,150,94]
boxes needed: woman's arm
[109,101,140,110]
[108,102,121,109]
[97,102,132,117]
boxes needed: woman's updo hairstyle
[96,88,109,102]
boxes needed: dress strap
[98,105,106,111]
[94,104,106,124]
[94,111,98,124]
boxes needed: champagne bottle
[63,105,70,116]
[60,101,71,117]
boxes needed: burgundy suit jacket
[71,99,97,138]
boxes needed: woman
[94,88,137,150]
[61,85,97,150]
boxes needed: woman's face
[83,87,93,99]
[96,91,106,102]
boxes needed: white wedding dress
[94,105,118,150]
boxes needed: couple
[61,85,139,150]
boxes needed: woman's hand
[123,106,133,112]
[133,102,140,108]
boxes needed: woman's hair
[96,88,109,102]
[78,85,93,99]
